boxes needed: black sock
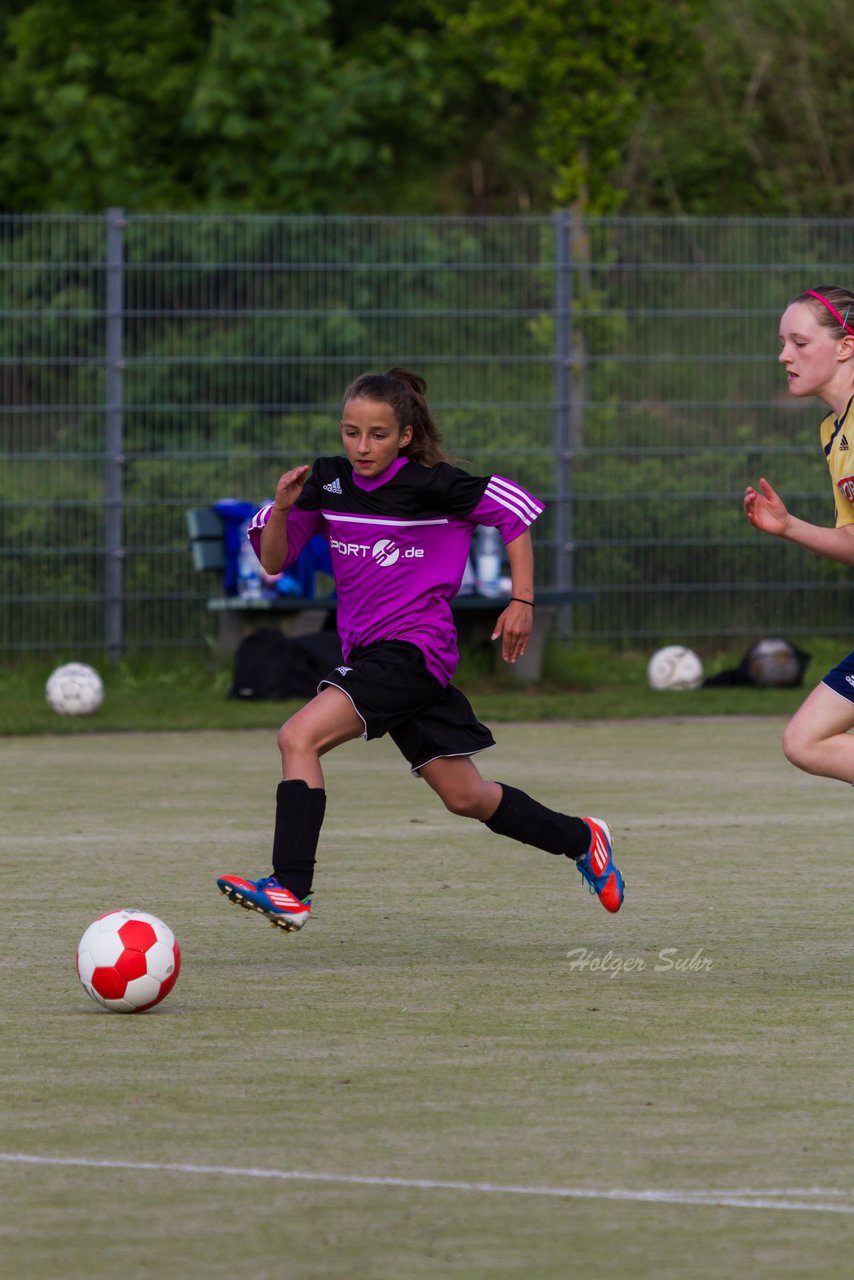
[483,782,590,860]
[272,779,326,899]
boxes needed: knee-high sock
[272,779,326,899]
[483,782,590,860]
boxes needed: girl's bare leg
[419,754,502,819]
[782,683,854,782]
[277,685,365,787]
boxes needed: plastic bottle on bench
[475,524,503,597]
[237,524,264,599]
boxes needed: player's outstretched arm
[259,465,310,574]
[745,475,854,564]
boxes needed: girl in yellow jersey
[745,284,854,781]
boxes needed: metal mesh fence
[573,218,852,641]
[1,212,850,658]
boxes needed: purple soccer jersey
[248,456,545,684]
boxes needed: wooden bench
[205,589,594,682]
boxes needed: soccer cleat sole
[217,882,305,931]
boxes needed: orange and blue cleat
[576,818,624,913]
[216,874,311,931]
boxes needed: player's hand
[744,477,789,537]
[273,465,310,512]
[492,600,533,665]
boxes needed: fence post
[553,209,574,642]
[105,208,124,665]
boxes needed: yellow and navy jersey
[820,396,854,527]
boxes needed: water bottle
[476,525,503,597]
[236,525,263,599]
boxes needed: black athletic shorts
[318,640,495,774]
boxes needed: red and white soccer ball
[76,909,181,1013]
[46,662,104,715]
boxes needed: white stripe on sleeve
[249,504,273,531]
[485,477,544,525]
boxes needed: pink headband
[805,290,854,335]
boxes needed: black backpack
[229,628,344,700]
[702,637,811,689]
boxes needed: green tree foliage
[430,0,702,212]
[0,0,852,216]
[184,0,453,211]
[0,0,455,212]
[0,1,212,209]
[621,0,854,215]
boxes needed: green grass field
[0,639,838,736]
[1,716,850,1279]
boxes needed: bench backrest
[186,506,333,602]
[186,508,226,572]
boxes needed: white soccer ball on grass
[647,645,704,691]
[45,662,104,715]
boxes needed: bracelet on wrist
[510,596,535,607]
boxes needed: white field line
[1,1153,852,1215]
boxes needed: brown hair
[341,367,447,467]
[793,285,854,338]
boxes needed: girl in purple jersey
[746,285,854,784]
[217,369,624,927]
